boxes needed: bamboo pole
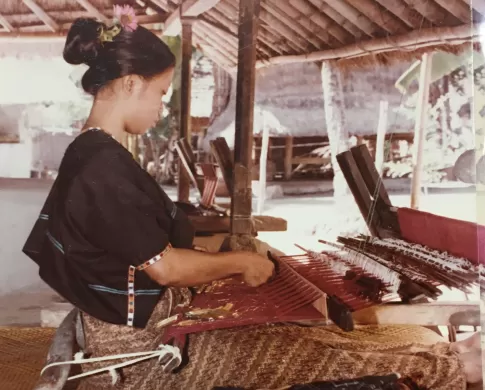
[257,113,269,215]
[178,18,194,203]
[410,53,433,210]
[250,24,478,70]
[375,100,388,176]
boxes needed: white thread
[108,368,119,385]
[40,344,182,382]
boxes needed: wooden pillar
[320,61,349,199]
[410,53,433,209]
[284,136,293,180]
[257,113,269,215]
[177,18,194,203]
[230,0,261,236]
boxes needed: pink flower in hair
[113,4,138,32]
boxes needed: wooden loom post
[177,18,194,203]
[410,53,433,209]
[230,0,261,238]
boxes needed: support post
[320,61,350,200]
[230,0,261,237]
[177,18,194,203]
[284,136,293,180]
[410,53,433,209]
[257,113,269,215]
[375,100,388,176]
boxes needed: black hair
[63,18,176,95]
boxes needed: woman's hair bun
[63,18,103,66]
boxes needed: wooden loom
[175,137,287,236]
[160,145,481,341]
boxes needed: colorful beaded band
[126,243,173,326]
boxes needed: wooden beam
[320,0,379,37]
[410,53,433,210]
[373,0,424,29]
[0,13,14,32]
[343,0,409,34]
[288,0,354,45]
[401,0,461,25]
[230,0,261,236]
[461,0,485,16]
[0,14,166,40]
[189,215,287,234]
[22,0,59,32]
[74,0,109,23]
[433,0,472,24]
[163,0,222,36]
[178,18,194,203]
[353,302,480,327]
[251,24,479,69]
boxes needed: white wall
[0,178,52,294]
[0,142,32,178]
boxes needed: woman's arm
[145,248,274,287]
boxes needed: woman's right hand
[237,252,275,287]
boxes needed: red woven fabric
[397,207,484,265]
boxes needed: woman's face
[123,68,174,135]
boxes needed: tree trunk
[320,61,350,200]
[210,62,232,125]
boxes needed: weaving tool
[162,254,326,341]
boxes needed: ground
[0,180,480,327]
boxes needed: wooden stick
[401,0,461,25]
[320,0,377,37]
[22,0,59,32]
[0,13,14,32]
[178,19,194,203]
[249,24,478,70]
[74,0,109,23]
[344,0,409,34]
[375,101,388,176]
[433,0,472,23]
[410,53,433,210]
[163,0,222,36]
[353,301,480,327]
[257,113,269,215]
[461,0,485,16]
[288,0,353,45]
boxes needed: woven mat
[0,326,78,390]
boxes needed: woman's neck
[84,99,126,141]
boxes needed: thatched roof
[155,0,481,71]
[203,60,414,148]
[0,1,479,71]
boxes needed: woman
[25,10,481,390]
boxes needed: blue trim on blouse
[88,284,162,296]
[46,231,65,254]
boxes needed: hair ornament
[98,5,138,43]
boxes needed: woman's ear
[121,75,143,96]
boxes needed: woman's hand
[238,252,275,287]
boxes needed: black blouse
[23,129,195,328]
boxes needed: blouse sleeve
[73,148,172,267]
